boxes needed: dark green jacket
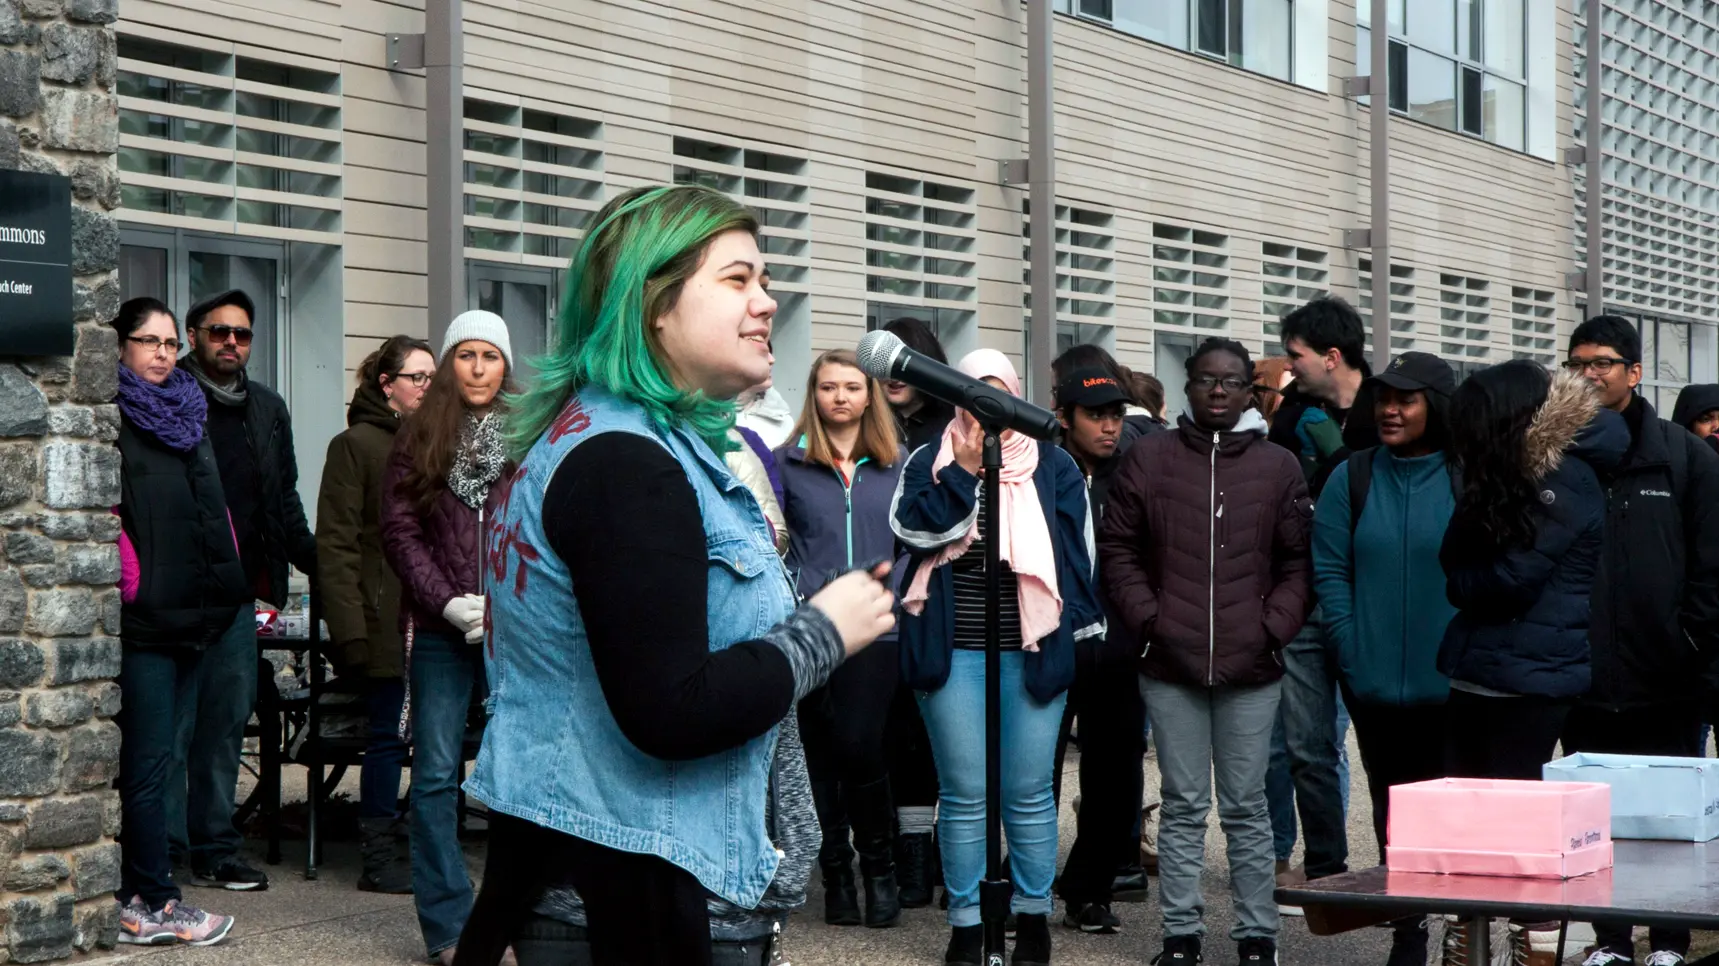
[315,382,404,678]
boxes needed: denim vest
[464,386,796,909]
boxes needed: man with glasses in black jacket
[171,289,318,892]
[1561,315,1719,966]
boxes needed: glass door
[468,262,557,384]
[187,246,279,390]
[118,229,285,389]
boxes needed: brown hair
[1127,369,1165,417]
[1252,356,1292,423]
[357,334,434,391]
[791,349,900,468]
[396,343,517,512]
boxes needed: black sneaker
[190,857,269,892]
[1153,934,1202,964]
[1062,902,1120,934]
[1237,937,1277,965]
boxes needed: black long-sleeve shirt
[541,431,838,761]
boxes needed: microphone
[857,330,1062,441]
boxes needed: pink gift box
[1386,778,1613,879]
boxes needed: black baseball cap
[1366,351,1457,397]
[1055,368,1131,408]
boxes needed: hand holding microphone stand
[857,331,1060,966]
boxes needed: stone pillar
[0,0,124,960]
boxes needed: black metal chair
[242,581,487,880]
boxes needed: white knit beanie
[441,310,514,370]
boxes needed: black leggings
[454,813,712,966]
[1442,690,1571,780]
[1342,688,1448,856]
[798,640,898,788]
[886,680,939,809]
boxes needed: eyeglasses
[126,335,181,355]
[1189,375,1250,393]
[1561,357,1632,374]
[391,371,434,387]
[197,324,255,346]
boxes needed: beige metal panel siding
[121,0,1577,384]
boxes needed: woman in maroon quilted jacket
[380,312,515,965]
[1098,337,1313,966]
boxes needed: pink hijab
[902,349,1062,651]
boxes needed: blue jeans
[167,604,256,869]
[118,643,202,908]
[918,650,1066,927]
[1266,697,1350,863]
[410,629,485,956]
[1278,620,1350,878]
[362,677,409,820]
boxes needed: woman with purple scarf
[110,297,249,948]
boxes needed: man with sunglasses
[1561,316,1719,966]
[172,288,318,893]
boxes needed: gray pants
[1141,675,1281,941]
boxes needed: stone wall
[0,0,124,960]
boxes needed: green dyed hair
[505,185,761,459]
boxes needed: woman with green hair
[454,185,897,966]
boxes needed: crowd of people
[104,182,1719,966]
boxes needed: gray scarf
[448,411,506,509]
[181,353,249,407]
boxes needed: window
[865,171,979,350]
[1358,0,1529,150]
[461,98,604,265]
[116,34,343,240]
[1022,202,1117,333]
[1068,0,1291,83]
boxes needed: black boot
[848,779,902,928]
[945,924,983,965]
[1013,913,1052,966]
[1385,917,1428,966]
[357,817,412,894]
[812,779,860,926]
[895,831,934,908]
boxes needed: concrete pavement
[91,732,1694,965]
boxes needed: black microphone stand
[978,424,1009,966]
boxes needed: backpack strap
[1348,446,1377,534]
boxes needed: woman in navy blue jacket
[1439,362,1627,780]
[777,348,908,929]
[890,349,1103,966]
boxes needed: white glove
[442,594,484,636]
[464,594,488,644]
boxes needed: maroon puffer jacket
[379,434,504,638]
[1098,416,1314,687]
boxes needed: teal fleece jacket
[1312,449,1458,706]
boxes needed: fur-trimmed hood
[1525,368,1628,481]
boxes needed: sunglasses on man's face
[198,324,254,346]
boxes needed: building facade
[107,0,1712,507]
[1575,0,1719,412]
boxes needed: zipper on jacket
[1208,431,1218,686]
[1399,459,1409,704]
[834,459,869,570]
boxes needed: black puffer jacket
[1584,396,1719,710]
[118,420,252,648]
[1437,372,1628,698]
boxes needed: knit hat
[440,310,514,370]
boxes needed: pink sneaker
[160,899,234,946]
[116,896,176,946]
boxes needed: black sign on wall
[0,169,74,357]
